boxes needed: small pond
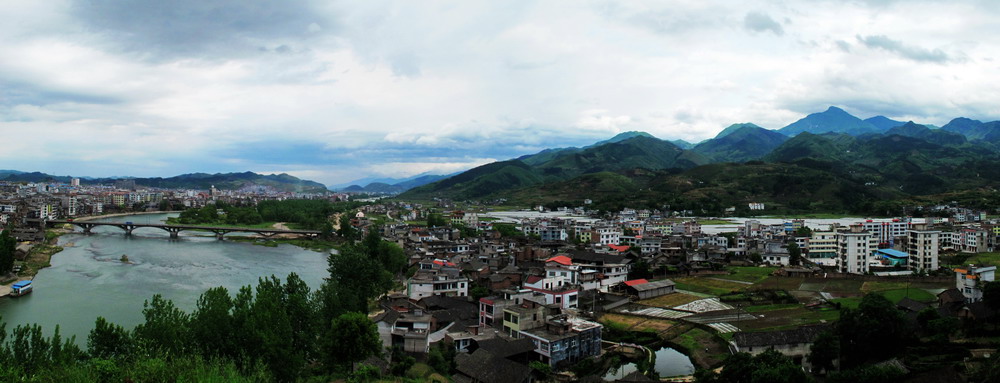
[602,346,695,381]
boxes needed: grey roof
[455,349,533,383]
[896,297,930,313]
[569,250,633,265]
[631,280,676,292]
[733,324,830,348]
[475,337,536,358]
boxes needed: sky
[1,0,999,187]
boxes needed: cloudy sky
[1,1,998,186]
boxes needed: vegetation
[695,349,808,383]
[0,226,406,382]
[0,229,14,276]
[173,200,364,231]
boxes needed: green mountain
[121,172,329,193]
[587,131,655,147]
[692,124,788,162]
[941,117,1000,141]
[669,139,694,149]
[715,123,763,139]
[763,132,854,163]
[402,135,708,200]
[779,106,879,136]
[885,122,967,146]
[864,116,905,131]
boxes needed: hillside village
[351,199,1000,381]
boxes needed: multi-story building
[808,228,839,261]
[860,218,911,246]
[907,223,940,272]
[591,226,621,246]
[838,225,877,274]
[406,269,470,300]
[519,315,603,368]
[955,265,996,303]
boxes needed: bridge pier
[164,227,182,239]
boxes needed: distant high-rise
[71,178,80,187]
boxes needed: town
[2,178,1000,381]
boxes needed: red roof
[608,244,630,252]
[545,255,573,266]
[623,279,649,287]
[525,276,543,284]
[432,260,456,267]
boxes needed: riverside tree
[0,229,15,276]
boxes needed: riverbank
[1,227,71,297]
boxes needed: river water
[0,213,330,343]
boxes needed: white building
[955,265,996,303]
[838,225,877,274]
[907,223,940,272]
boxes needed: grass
[164,217,281,229]
[736,307,840,332]
[599,314,677,333]
[673,277,749,296]
[717,266,777,283]
[669,327,730,368]
[227,237,338,252]
[879,288,936,303]
[830,297,862,309]
[743,303,802,312]
[959,252,1000,267]
[637,292,702,308]
[861,281,909,292]
[752,277,805,291]
[696,219,735,225]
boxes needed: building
[519,315,603,368]
[838,225,877,274]
[907,223,940,272]
[406,269,470,300]
[621,279,676,300]
[807,229,839,267]
[730,325,831,370]
[955,265,996,303]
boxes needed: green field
[960,252,1000,267]
[743,303,802,313]
[674,277,749,296]
[716,266,777,283]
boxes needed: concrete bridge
[47,220,323,240]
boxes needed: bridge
[46,220,322,240]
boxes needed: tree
[808,330,840,374]
[698,350,808,383]
[795,226,813,237]
[190,287,236,359]
[494,223,523,238]
[337,213,356,239]
[87,317,135,360]
[983,281,1000,311]
[426,213,448,227]
[835,293,908,368]
[787,242,801,266]
[323,312,382,372]
[0,229,15,276]
[133,295,191,357]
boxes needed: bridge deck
[48,220,322,235]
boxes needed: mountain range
[1,171,329,193]
[400,106,1000,214]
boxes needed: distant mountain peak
[778,106,879,137]
[715,123,763,139]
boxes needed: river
[0,213,330,343]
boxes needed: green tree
[190,287,236,359]
[337,213,357,239]
[982,281,1000,311]
[87,317,135,360]
[323,312,382,372]
[795,226,813,237]
[0,229,15,276]
[698,350,809,383]
[836,294,908,368]
[426,213,447,227]
[133,294,191,357]
[787,242,801,266]
[808,330,840,374]
[494,223,523,238]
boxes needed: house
[454,348,535,383]
[518,315,603,368]
[730,325,831,370]
[406,267,470,300]
[954,265,996,303]
[620,279,676,300]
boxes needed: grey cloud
[857,34,950,63]
[835,40,851,52]
[0,80,122,109]
[70,0,333,61]
[744,12,784,36]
